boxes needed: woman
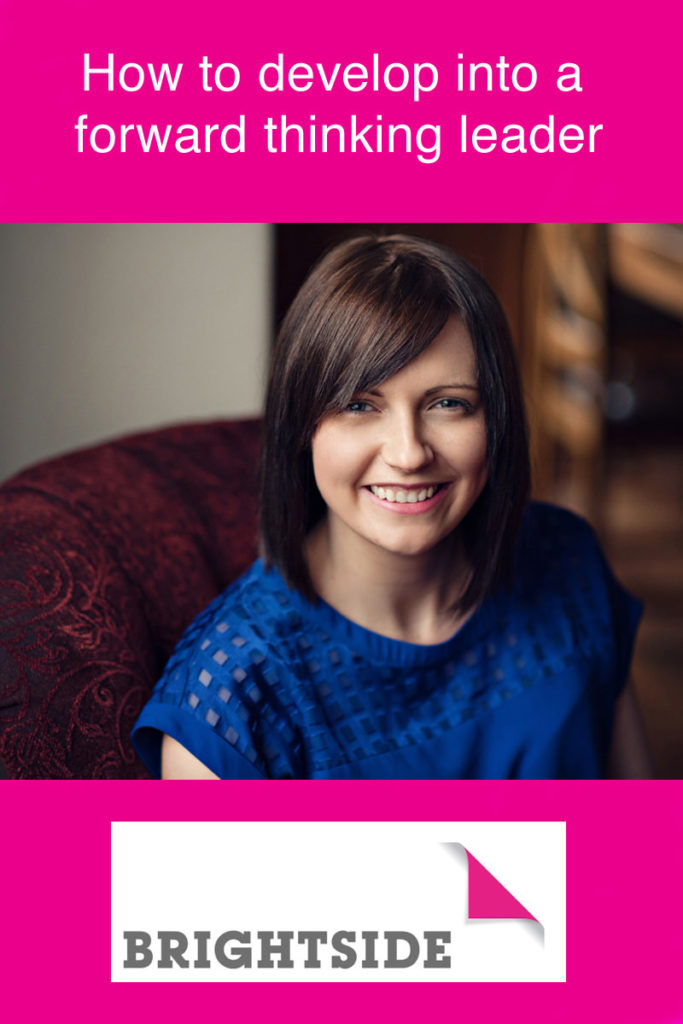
[132,234,650,779]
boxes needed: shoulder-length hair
[260,233,530,613]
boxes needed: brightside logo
[111,821,565,982]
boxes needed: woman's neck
[305,518,474,645]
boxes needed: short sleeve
[132,651,266,780]
[132,699,266,781]
[131,585,302,779]
[518,503,643,707]
[570,511,642,704]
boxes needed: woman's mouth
[364,482,450,513]
[368,484,442,503]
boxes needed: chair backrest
[0,419,261,778]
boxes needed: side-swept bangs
[260,234,530,611]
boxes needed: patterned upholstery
[0,419,261,779]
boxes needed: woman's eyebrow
[364,382,480,397]
[424,383,480,394]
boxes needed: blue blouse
[132,503,641,779]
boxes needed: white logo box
[111,820,565,982]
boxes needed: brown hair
[260,234,530,613]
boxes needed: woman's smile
[311,316,488,561]
[364,481,451,514]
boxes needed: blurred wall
[0,224,271,481]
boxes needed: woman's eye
[344,400,372,413]
[433,397,469,411]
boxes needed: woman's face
[311,316,488,562]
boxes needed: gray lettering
[257,930,294,968]
[331,931,357,969]
[157,931,189,968]
[384,931,420,968]
[215,930,252,968]
[193,930,211,968]
[298,931,327,968]
[123,930,153,968]
[361,930,379,968]
[424,931,451,968]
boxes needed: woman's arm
[161,733,220,780]
[607,680,655,779]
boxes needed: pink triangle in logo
[463,847,538,922]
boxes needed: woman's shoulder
[515,501,605,584]
[520,500,596,544]
[510,501,641,683]
[161,558,298,686]
[132,559,306,778]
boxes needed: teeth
[370,485,438,503]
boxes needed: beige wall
[0,224,271,481]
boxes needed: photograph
[1,223,680,780]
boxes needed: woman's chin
[365,529,454,560]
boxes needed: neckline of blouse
[259,560,503,669]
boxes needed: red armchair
[0,419,261,778]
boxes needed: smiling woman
[307,318,489,641]
[131,234,649,780]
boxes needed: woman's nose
[381,415,434,473]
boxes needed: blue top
[132,503,641,779]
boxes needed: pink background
[1,0,682,221]
[2,783,683,1021]
[2,0,683,1020]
